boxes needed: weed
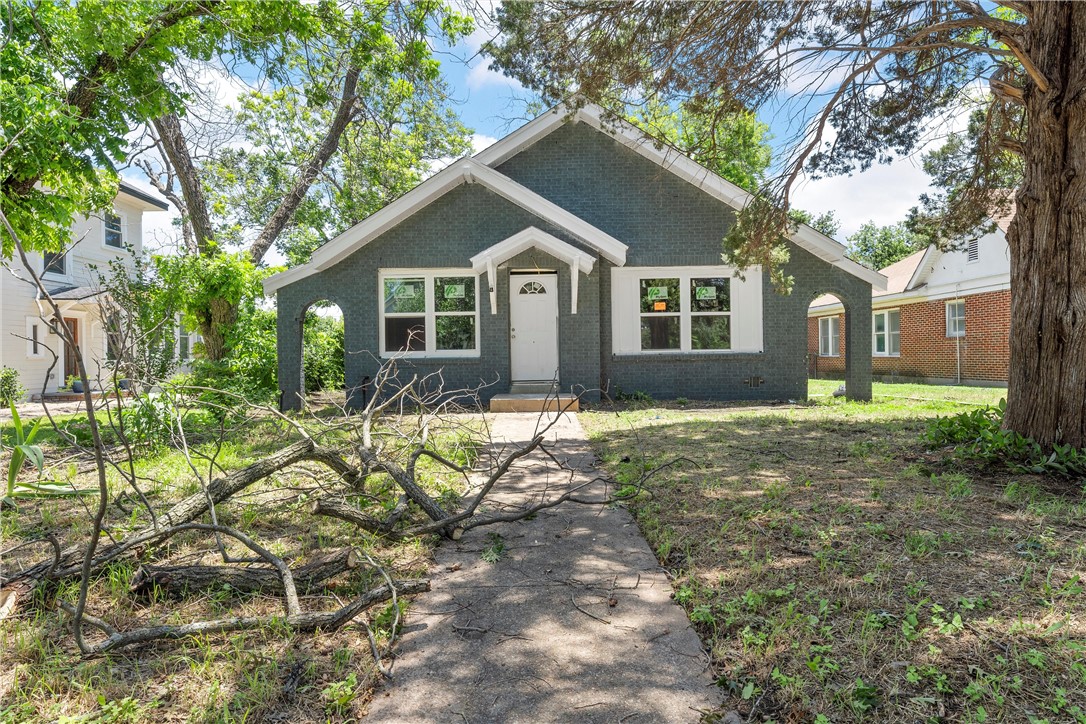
[322,672,359,716]
[481,532,506,563]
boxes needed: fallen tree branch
[60,579,429,655]
[130,547,361,598]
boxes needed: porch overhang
[470,226,599,314]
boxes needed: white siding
[1,194,158,397]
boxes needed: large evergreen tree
[487,1,1086,447]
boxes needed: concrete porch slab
[489,394,580,413]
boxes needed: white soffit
[475,102,887,291]
[263,158,626,295]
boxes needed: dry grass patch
[583,381,1085,723]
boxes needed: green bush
[120,393,178,448]
[925,400,1086,477]
[0,367,25,406]
[303,310,344,392]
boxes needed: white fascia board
[470,226,596,275]
[262,159,627,296]
[476,101,885,290]
[906,245,939,290]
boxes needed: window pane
[874,314,886,334]
[436,315,475,350]
[43,252,65,275]
[640,278,680,313]
[640,316,680,350]
[105,213,123,248]
[384,317,426,351]
[690,277,730,312]
[875,334,886,353]
[384,278,425,314]
[691,315,731,350]
[435,276,475,312]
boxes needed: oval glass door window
[519,281,546,295]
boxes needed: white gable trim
[263,159,627,295]
[475,103,887,291]
[906,245,939,290]
[470,226,596,314]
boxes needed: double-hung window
[380,271,478,357]
[104,212,124,248]
[872,309,900,356]
[818,317,840,357]
[637,275,732,352]
[946,300,965,338]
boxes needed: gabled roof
[263,158,628,294]
[475,102,886,290]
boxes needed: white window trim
[102,210,128,252]
[818,316,840,357]
[611,266,762,355]
[872,309,901,357]
[25,317,46,358]
[946,300,966,338]
[378,269,480,359]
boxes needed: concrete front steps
[489,382,580,412]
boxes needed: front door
[509,273,559,382]
[62,317,80,384]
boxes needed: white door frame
[509,272,559,382]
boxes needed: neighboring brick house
[1,183,172,398]
[265,102,886,410]
[807,222,1011,385]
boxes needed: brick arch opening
[278,294,349,411]
[804,289,871,402]
[300,300,345,403]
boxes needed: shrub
[0,367,25,406]
[120,393,178,448]
[925,400,1086,477]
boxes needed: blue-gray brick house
[265,103,887,410]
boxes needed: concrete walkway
[365,413,720,723]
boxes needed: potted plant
[66,375,84,393]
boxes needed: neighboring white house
[0,183,170,397]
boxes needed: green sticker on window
[444,284,465,299]
[647,286,670,301]
[395,285,416,299]
[695,286,717,300]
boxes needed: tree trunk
[1005,2,1086,448]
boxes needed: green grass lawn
[583,382,1084,724]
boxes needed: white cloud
[466,57,522,92]
[791,158,931,241]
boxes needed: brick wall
[275,120,875,409]
[807,289,1010,383]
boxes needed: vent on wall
[967,237,979,263]
[744,376,764,388]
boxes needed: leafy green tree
[487,1,1086,448]
[789,209,841,239]
[846,222,926,271]
[0,0,323,256]
[629,101,772,194]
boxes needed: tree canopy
[847,222,927,271]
